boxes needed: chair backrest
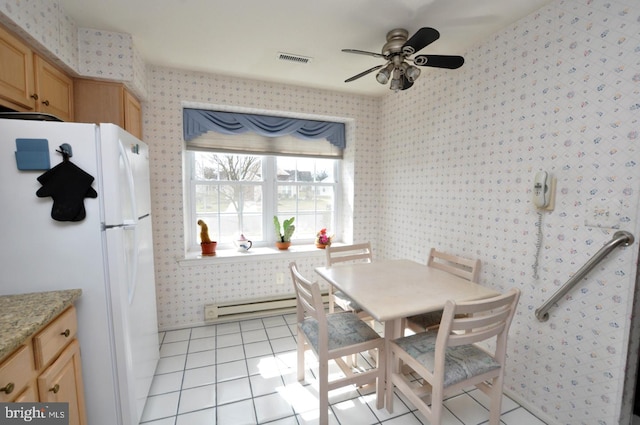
[325,242,373,267]
[289,262,326,325]
[437,288,520,361]
[427,248,480,282]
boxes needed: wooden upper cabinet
[0,25,36,111]
[34,55,74,121]
[0,24,73,120]
[74,78,143,139]
[124,89,142,139]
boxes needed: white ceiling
[59,0,552,97]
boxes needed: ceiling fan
[342,27,464,91]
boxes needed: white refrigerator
[0,119,159,425]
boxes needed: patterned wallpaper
[0,0,78,73]
[143,68,380,329]
[1,0,639,424]
[0,1,147,99]
[377,1,640,424]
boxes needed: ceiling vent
[277,52,312,64]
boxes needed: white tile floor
[141,313,548,425]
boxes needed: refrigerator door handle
[124,225,140,304]
[119,140,138,225]
[119,139,140,304]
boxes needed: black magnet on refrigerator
[36,144,98,222]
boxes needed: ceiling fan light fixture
[376,63,393,85]
[406,65,421,82]
[390,77,401,92]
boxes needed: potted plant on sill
[197,219,217,256]
[315,228,333,249]
[273,216,295,250]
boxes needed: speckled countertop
[0,289,82,361]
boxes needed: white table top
[315,259,499,322]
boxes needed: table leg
[384,318,402,411]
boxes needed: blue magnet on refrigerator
[14,138,50,170]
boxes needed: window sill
[177,244,330,266]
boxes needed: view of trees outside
[193,153,336,244]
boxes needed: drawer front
[33,306,77,369]
[0,344,35,402]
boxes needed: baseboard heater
[204,293,329,323]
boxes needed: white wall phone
[533,171,551,208]
[531,170,555,279]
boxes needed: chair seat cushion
[301,312,380,352]
[393,331,500,387]
[333,290,363,312]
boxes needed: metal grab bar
[535,230,634,322]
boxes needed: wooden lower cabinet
[38,340,86,425]
[0,306,86,425]
[14,385,38,402]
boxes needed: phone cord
[532,211,544,279]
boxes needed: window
[187,150,340,250]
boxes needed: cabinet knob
[0,382,14,394]
[30,93,39,100]
[49,384,60,394]
[42,100,50,106]
[60,329,70,337]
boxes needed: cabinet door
[34,55,74,121]
[74,78,125,125]
[14,385,38,402]
[124,89,143,139]
[0,344,35,402]
[0,25,35,110]
[38,339,86,425]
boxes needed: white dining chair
[289,261,385,425]
[404,248,481,334]
[325,242,373,318]
[387,288,521,425]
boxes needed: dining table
[315,258,500,408]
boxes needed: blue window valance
[183,109,345,149]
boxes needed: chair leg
[297,336,306,382]
[488,376,504,425]
[430,385,444,425]
[385,345,395,412]
[376,345,385,410]
[318,360,329,425]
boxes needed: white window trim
[185,152,341,254]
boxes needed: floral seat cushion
[300,312,380,352]
[394,331,500,387]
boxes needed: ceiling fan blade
[402,27,440,55]
[414,55,465,69]
[344,64,385,83]
[342,49,385,59]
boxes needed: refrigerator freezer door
[99,124,151,225]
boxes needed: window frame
[185,151,341,252]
